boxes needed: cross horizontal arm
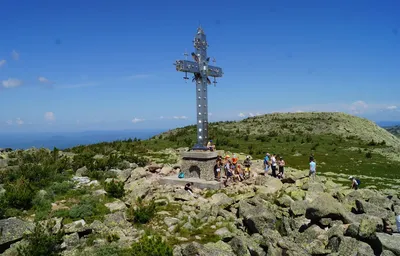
[175,60,224,78]
[175,60,199,74]
[207,65,223,78]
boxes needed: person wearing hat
[349,176,361,190]
[207,140,215,151]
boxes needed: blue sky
[1,0,399,132]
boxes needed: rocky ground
[1,152,400,256]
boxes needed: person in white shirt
[271,154,277,177]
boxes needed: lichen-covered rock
[0,218,34,247]
[277,194,294,207]
[290,189,306,201]
[290,200,308,217]
[238,197,277,235]
[105,200,127,212]
[305,193,352,223]
[376,233,400,255]
[210,193,234,209]
[368,196,394,211]
[358,215,383,239]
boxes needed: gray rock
[129,167,148,181]
[61,232,80,250]
[358,215,383,239]
[164,217,180,227]
[376,233,400,255]
[75,166,88,177]
[210,193,234,209]
[214,227,233,240]
[125,177,152,201]
[238,197,277,236]
[277,194,294,207]
[0,218,34,246]
[355,199,394,221]
[368,196,393,211]
[104,200,127,212]
[290,200,308,217]
[305,193,352,223]
[64,219,87,233]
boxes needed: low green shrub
[127,198,156,224]
[68,197,110,223]
[104,179,125,198]
[4,177,34,210]
[17,221,64,256]
[131,235,173,256]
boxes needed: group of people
[213,152,287,186]
[263,153,286,179]
[214,154,253,184]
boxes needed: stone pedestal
[180,151,218,181]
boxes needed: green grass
[140,123,400,190]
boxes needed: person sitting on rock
[243,155,252,179]
[214,157,223,181]
[231,154,238,168]
[185,182,194,195]
[237,164,244,181]
[207,140,216,151]
[349,176,361,190]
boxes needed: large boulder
[124,177,153,201]
[305,193,353,223]
[0,218,34,249]
[209,193,234,209]
[355,200,394,221]
[358,215,383,239]
[238,197,277,235]
[255,176,283,195]
[228,236,266,256]
[180,241,235,256]
[376,233,400,255]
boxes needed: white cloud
[387,105,397,110]
[5,120,12,125]
[132,118,144,123]
[2,78,23,88]
[238,113,245,117]
[38,76,53,84]
[11,50,19,60]
[15,118,24,125]
[173,116,188,120]
[0,60,6,67]
[44,112,55,121]
[349,100,368,114]
[248,112,255,117]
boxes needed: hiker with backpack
[349,176,361,190]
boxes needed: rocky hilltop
[0,146,400,256]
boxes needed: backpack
[356,179,361,186]
[178,172,185,179]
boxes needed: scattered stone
[104,200,127,212]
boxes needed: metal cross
[174,27,224,150]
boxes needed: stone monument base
[180,151,218,181]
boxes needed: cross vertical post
[174,27,224,150]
